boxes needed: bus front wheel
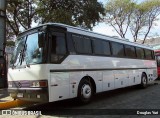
[78,79,93,104]
[140,73,148,88]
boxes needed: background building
[137,37,160,50]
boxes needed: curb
[0,99,35,110]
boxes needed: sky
[93,0,160,42]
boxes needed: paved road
[1,81,160,118]
[24,80,160,118]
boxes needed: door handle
[98,80,102,81]
[51,84,58,86]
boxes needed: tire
[156,76,160,80]
[77,79,93,104]
[140,73,148,88]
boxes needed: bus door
[0,56,7,88]
[49,32,70,102]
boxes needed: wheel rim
[81,84,91,99]
[142,76,147,85]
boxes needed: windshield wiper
[13,44,27,68]
[11,51,21,69]
[23,44,30,68]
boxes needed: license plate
[17,93,23,98]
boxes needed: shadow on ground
[23,83,159,116]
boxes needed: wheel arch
[78,76,96,94]
[140,72,148,88]
[142,72,148,82]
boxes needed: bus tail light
[31,81,48,87]
[39,81,48,87]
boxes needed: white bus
[8,23,157,104]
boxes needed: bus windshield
[10,32,45,67]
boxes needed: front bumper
[8,87,49,102]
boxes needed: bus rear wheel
[78,79,93,104]
[140,73,148,88]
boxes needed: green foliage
[130,0,160,42]
[105,0,160,42]
[6,41,15,46]
[7,0,38,39]
[106,0,135,12]
[37,0,105,30]
[6,0,105,40]
[105,0,135,38]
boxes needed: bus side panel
[49,72,70,102]
[102,71,115,91]
[69,72,81,98]
[128,70,141,86]
[114,70,129,89]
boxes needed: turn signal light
[31,81,47,87]
[39,81,48,87]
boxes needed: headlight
[8,81,12,87]
[31,80,47,87]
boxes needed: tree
[130,0,160,43]
[104,0,160,43]
[6,41,15,46]
[105,0,135,38]
[6,0,105,41]
[37,0,105,30]
[6,0,38,37]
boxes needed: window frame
[70,32,155,60]
[124,45,136,58]
[111,42,125,57]
[144,49,153,60]
[72,34,92,55]
[92,38,111,56]
[136,47,145,59]
[49,32,68,64]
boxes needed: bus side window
[93,39,111,56]
[125,45,136,58]
[72,34,92,54]
[152,51,155,60]
[50,33,66,63]
[145,49,152,60]
[136,47,145,59]
[111,42,125,57]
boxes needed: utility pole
[0,0,7,88]
[0,0,6,56]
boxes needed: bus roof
[19,23,154,50]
